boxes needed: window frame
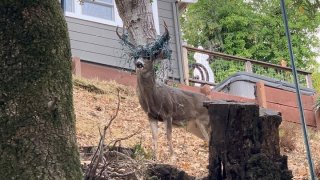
[81,0,115,21]
[65,0,160,34]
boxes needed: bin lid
[214,72,315,96]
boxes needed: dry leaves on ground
[73,77,320,179]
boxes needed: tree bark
[204,101,292,180]
[0,1,82,179]
[115,0,157,45]
[115,0,172,82]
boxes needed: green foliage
[312,72,320,93]
[210,59,245,82]
[253,66,306,85]
[153,63,161,72]
[132,143,152,160]
[193,56,307,85]
[315,96,320,110]
[181,0,320,70]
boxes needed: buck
[117,25,211,159]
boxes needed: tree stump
[204,101,292,180]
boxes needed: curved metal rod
[190,63,210,82]
[189,63,204,81]
[193,63,210,82]
[194,66,205,81]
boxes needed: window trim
[65,0,160,34]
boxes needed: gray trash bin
[214,72,315,99]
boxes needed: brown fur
[135,58,211,159]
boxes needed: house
[63,0,196,86]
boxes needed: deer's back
[168,87,209,122]
[137,84,209,125]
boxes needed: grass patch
[316,164,320,177]
[279,126,296,153]
[73,78,105,94]
[132,143,152,160]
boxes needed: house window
[81,0,114,21]
[65,0,74,13]
[65,0,121,26]
[64,0,160,34]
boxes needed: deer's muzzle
[135,59,144,69]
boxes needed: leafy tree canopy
[181,0,320,69]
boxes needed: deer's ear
[154,47,172,60]
[156,49,165,60]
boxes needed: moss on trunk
[0,1,82,179]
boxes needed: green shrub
[279,125,295,153]
[315,96,320,111]
[312,72,320,93]
[132,143,152,160]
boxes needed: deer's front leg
[164,117,174,157]
[149,118,158,160]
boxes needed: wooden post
[182,46,190,85]
[305,74,313,89]
[256,81,267,108]
[72,56,81,76]
[245,61,253,73]
[315,109,320,130]
[314,95,320,130]
[204,101,292,180]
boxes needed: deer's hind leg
[196,118,210,142]
[149,118,158,160]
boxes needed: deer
[116,24,211,159]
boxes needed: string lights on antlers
[116,22,172,62]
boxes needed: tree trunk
[204,101,292,180]
[115,0,157,45]
[115,0,171,82]
[0,1,82,179]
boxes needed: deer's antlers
[116,26,136,49]
[116,21,171,60]
[161,20,169,42]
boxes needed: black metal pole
[279,0,316,179]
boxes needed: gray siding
[158,0,182,80]
[66,0,182,79]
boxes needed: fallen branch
[83,89,147,179]
[106,150,137,164]
[107,170,136,177]
[109,129,141,148]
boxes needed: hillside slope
[73,77,320,179]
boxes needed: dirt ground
[73,77,320,179]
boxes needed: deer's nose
[135,60,144,69]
